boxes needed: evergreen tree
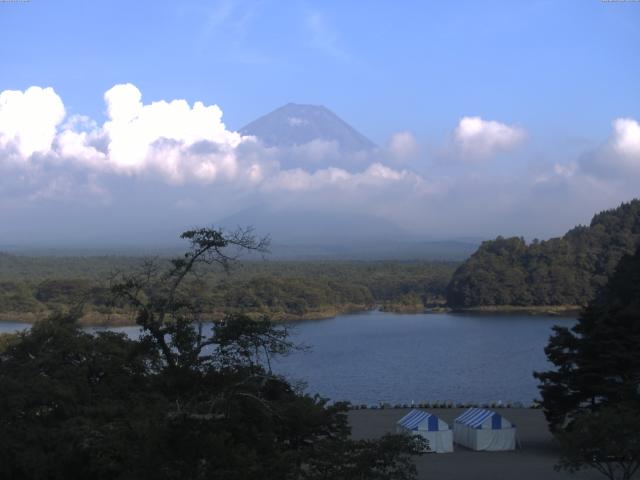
[534,245,640,479]
[534,245,640,429]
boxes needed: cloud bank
[1,83,639,244]
[0,83,423,190]
[4,83,254,184]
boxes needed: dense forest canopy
[0,256,456,324]
[447,200,640,308]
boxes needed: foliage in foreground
[555,404,640,480]
[535,245,640,479]
[0,227,424,480]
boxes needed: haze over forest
[1,1,639,251]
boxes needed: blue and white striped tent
[396,410,453,453]
[453,408,517,451]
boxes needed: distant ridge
[240,103,376,153]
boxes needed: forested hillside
[0,256,456,324]
[447,200,640,308]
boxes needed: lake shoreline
[451,304,581,316]
[0,302,580,326]
[0,303,375,327]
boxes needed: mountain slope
[446,199,640,308]
[240,103,376,152]
[220,206,407,244]
[218,206,479,260]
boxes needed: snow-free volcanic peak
[239,103,377,153]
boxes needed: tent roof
[397,409,446,431]
[455,408,511,429]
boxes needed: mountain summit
[239,103,376,152]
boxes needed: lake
[0,311,574,405]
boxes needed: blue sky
[1,0,639,245]
[3,1,638,141]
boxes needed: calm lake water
[0,311,574,405]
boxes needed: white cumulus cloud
[0,83,256,184]
[611,118,640,159]
[102,83,243,177]
[453,116,525,160]
[0,86,65,159]
[387,131,419,163]
[578,117,640,177]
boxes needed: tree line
[447,200,640,308]
[0,257,456,323]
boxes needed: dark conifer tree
[535,245,640,429]
[535,245,640,479]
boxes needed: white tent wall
[395,410,453,453]
[453,408,517,451]
[416,429,454,454]
[453,423,516,451]
[395,426,454,454]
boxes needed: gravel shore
[348,408,607,480]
